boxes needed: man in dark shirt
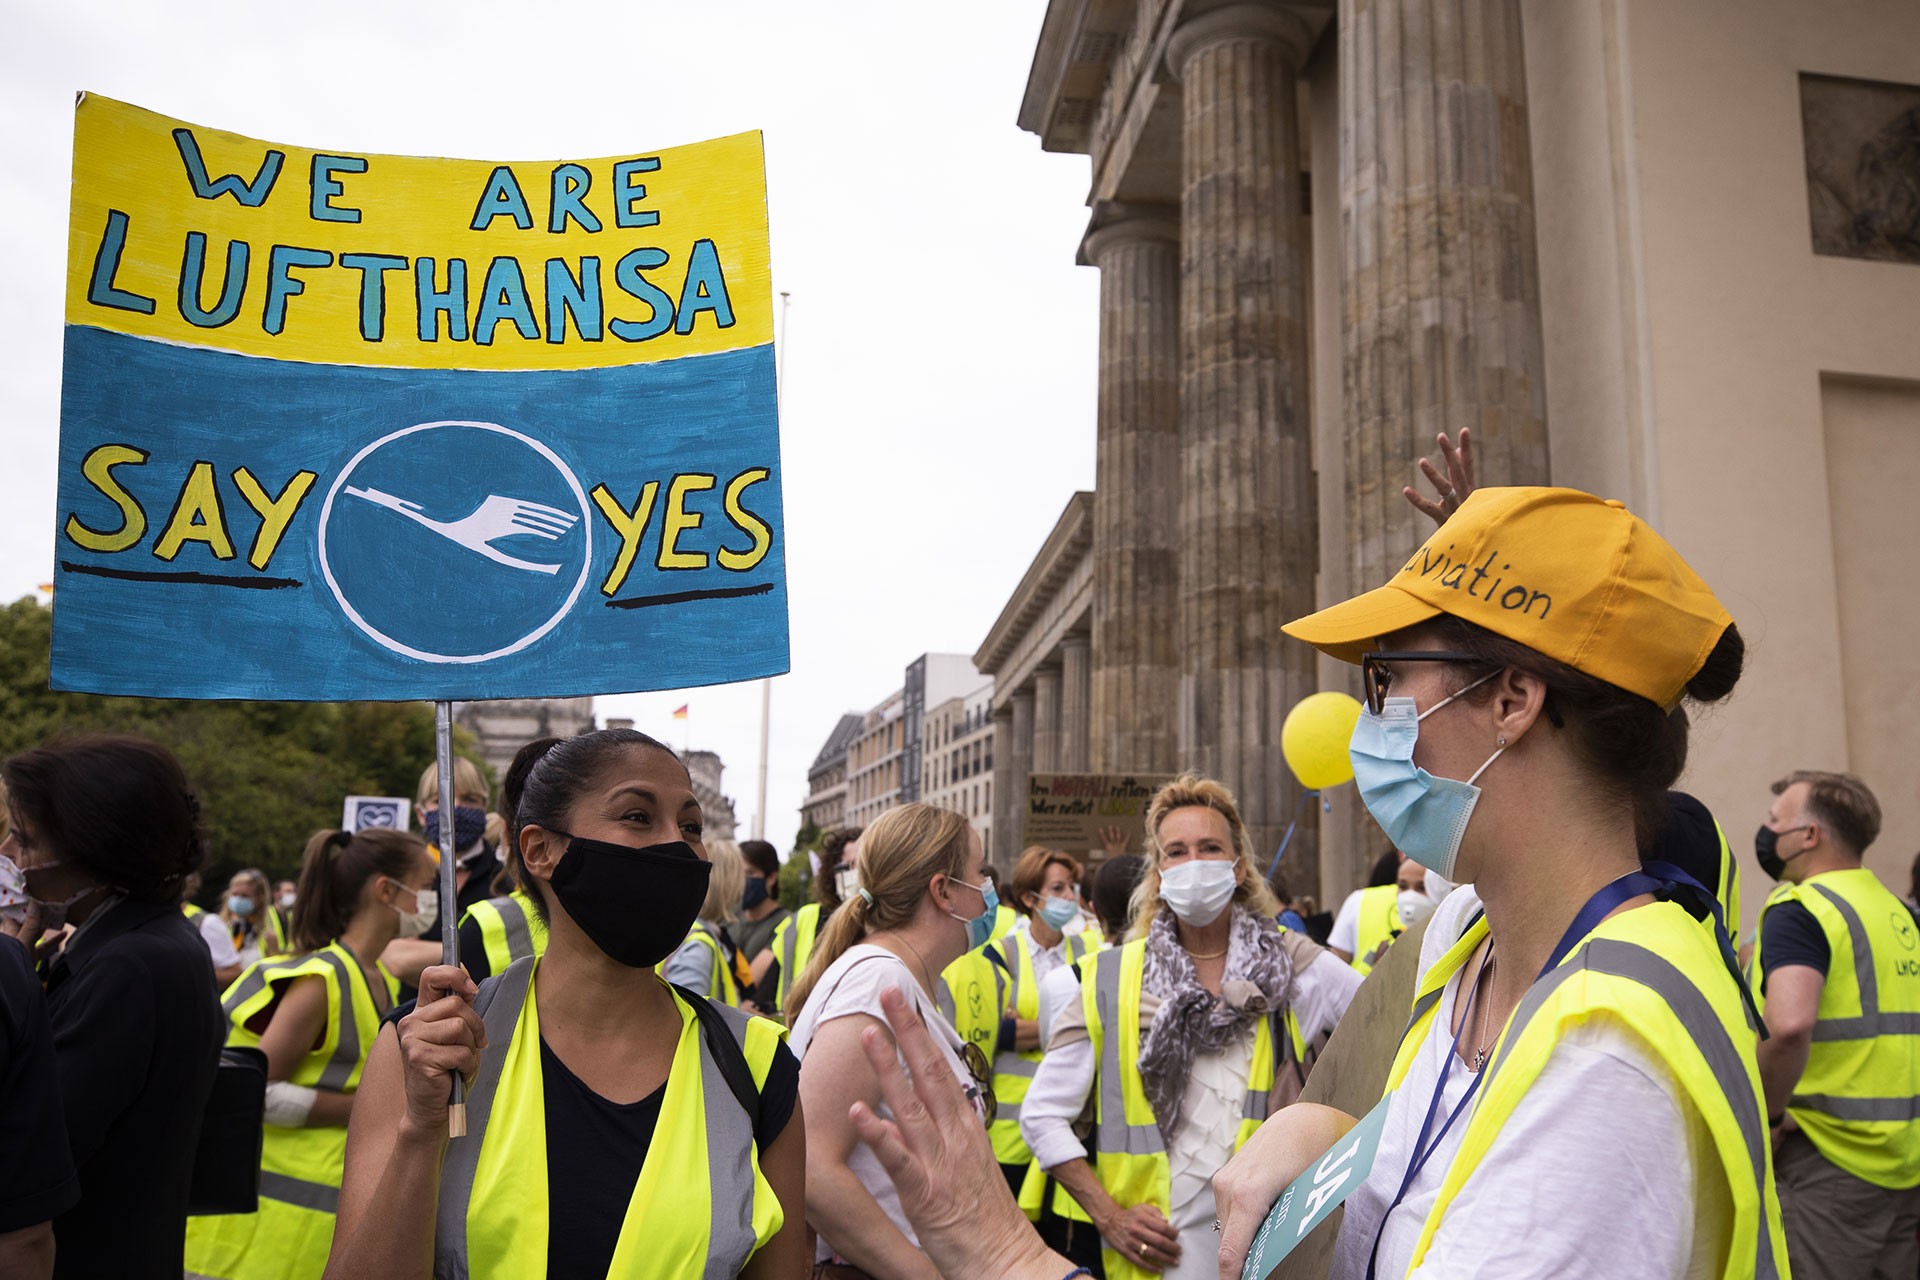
[1752,770,1920,1280]
[0,934,76,1279]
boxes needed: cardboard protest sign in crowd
[54,94,787,701]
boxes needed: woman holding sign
[1209,486,1785,1279]
[325,728,807,1280]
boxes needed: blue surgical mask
[1038,895,1079,931]
[948,876,1000,950]
[226,894,256,917]
[1349,673,1506,881]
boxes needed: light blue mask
[949,877,1001,950]
[1038,895,1079,931]
[1349,674,1506,881]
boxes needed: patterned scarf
[1136,904,1294,1142]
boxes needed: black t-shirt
[542,1032,798,1277]
[457,913,493,984]
[1758,900,1832,991]
[0,937,78,1233]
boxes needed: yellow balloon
[1281,691,1364,790]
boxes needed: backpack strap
[671,983,761,1147]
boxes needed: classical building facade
[684,749,738,844]
[801,713,863,835]
[845,690,906,830]
[1004,0,1920,917]
[454,697,596,782]
[921,679,998,865]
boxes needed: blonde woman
[1020,775,1360,1280]
[664,837,747,1004]
[790,803,1000,1279]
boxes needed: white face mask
[278,892,297,911]
[835,867,860,903]
[1158,860,1239,928]
[0,854,29,928]
[393,885,437,939]
[1424,868,1457,908]
[1397,887,1436,928]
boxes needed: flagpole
[755,292,789,844]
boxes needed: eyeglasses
[1360,651,1482,715]
[959,1039,998,1126]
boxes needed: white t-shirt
[1328,888,1729,1279]
[1329,888,1368,956]
[198,913,239,970]
[788,943,977,1262]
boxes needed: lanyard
[1362,869,1672,1280]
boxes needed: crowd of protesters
[1,439,1917,1279]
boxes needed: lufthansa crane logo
[1893,911,1918,953]
[317,421,593,664]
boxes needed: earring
[1497,736,1508,747]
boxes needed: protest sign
[1239,1095,1392,1279]
[342,796,409,833]
[53,94,786,701]
[1024,773,1175,856]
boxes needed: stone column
[1032,666,1063,775]
[1168,2,1320,865]
[1341,0,1550,601]
[1059,634,1092,773]
[990,705,1015,868]
[1008,689,1036,863]
[1084,210,1182,777]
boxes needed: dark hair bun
[1684,624,1744,705]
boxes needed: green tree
[0,596,484,902]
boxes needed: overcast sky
[0,1,1102,853]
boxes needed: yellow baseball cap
[1282,487,1733,709]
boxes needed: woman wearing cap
[1210,486,1785,1279]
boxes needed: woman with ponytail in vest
[326,728,806,1280]
[1211,484,1786,1280]
[185,826,434,1279]
[789,802,1001,1279]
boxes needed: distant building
[454,697,596,783]
[921,678,996,866]
[845,690,906,830]
[685,749,738,843]
[801,713,863,836]
[901,654,989,804]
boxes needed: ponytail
[783,803,971,1025]
[290,827,424,952]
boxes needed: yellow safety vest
[936,945,1010,1059]
[433,957,785,1277]
[185,942,398,1280]
[989,928,1093,1168]
[461,888,549,978]
[992,903,1020,944]
[1751,867,1920,1188]
[1386,901,1787,1278]
[1711,819,1742,942]
[1079,939,1281,1280]
[773,902,824,1016]
[1351,883,1403,975]
[183,902,206,921]
[663,919,741,1006]
[265,904,290,956]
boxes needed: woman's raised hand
[1403,428,1475,527]
[393,963,485,1135]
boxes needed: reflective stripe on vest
[1084,939,1279,1280]
[1351,884,1403,976]
[691,921,740,1006]
[463,890,548,979]
[1753,870,1920,1188]
[1391,904,1786,1280]
[435,957,779,1278]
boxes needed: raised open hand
[1402,428,1475,527]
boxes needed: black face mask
[1755,824,1810,882]
[545,834,710,968]
[741,875,769,912]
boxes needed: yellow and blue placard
[54,94,785,699]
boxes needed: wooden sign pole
[434,701,468,1137]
